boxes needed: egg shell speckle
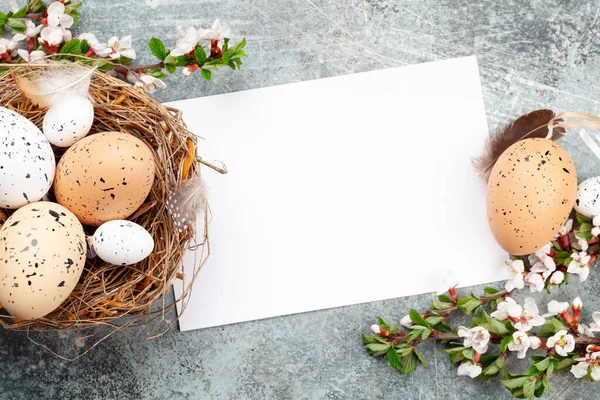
[53,132,156,226]
[574,177,600,218]
[43,96,94,147]
[0,202,87,320]
[486,138,577,255]
[93,220,154,266]
[0,107,55,209]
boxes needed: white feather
[166,176,208,232]
[15,63,96,108]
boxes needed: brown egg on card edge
[486,138,577,255]
[53,132,156,226]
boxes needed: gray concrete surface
[1,0,600,398]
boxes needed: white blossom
[593,216,600,237]
[490,297,517,320]
[577,235,589,251]
[23,20,43,39]
[170,26,201,57]
[370,324,381,334]
[400,315,413,328]
[507,297,546,332]
[17,49,46,63]
[40,2,73,46]
[530,254,556,280]
[573,297,583,310]
[549,271,565,285]
[457,361,482,378]
[590,312,600,332]
[78,33,111,57]
[107,35,136,60]
[547,330,575,357]
[435,271,459,295]
[524,272,545,293]
[508,331,541,359]
[199,19,231,43]
[557,219,573,237]
[134,74,167,93]
[568,251,591,282]
[578,323,595,337]
[504,259,525,292]
[571,351,600,380]
[0,35,22,56]
[542,300,570,318]
[457,326,490,354]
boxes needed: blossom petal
[571,362,589,379]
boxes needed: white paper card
[168,56,507,332]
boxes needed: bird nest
[0,64,212,343]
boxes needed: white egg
[43,96,94,147]
[93,220,154,266]
[574,176,600,218]
[0,107,55,209]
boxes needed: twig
[426,289,511,317]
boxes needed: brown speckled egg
[53,132,156,226]
[0,202,86,320]
[487,138,577,255]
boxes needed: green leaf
[60,39,81,55]
[362,334,376,344]
[523,377,536,399]
[386,347,401,369]
[462,348,475,361]
[201,69,212,81]
[580,222,593,234]
[484,286,500,295]
[376,317,399,335]
[366,343,390,355]
[7,18,26,32]
[438,294,452,303]
[542,375,554,392]
[80,39,90,54]
[12,5,27,18]
[0,12,6,27]
[165,63,176,74]
[534,358,551,372]
[28,0,45,13]
[554,251,571,266]
[414,350,427,366]
[64,2,82,16]
[425,315,443,326]
[194,45,207,65]
[538,318,567,337]
[409,309,429,327]
[118,56,134,64]
[577,213,591,224]
[554,357,575,372]
[500,334,514,352]
[553,241,563,251]
[223,37,230,51]
[149,38,168,61]
[479,311,511,335]
[91,60,114,72]
[432,300,453,310]
[502,376,530,389]
[458,298,482,315]
[405,329,422,343]
[399,351,417,374]
[170,55,188,66]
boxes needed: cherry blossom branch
[385,331,600,346]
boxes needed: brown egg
[54,132,155,226]
[486,138,577,255]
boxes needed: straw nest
[0,64,212,338]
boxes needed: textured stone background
[1,0,600,399]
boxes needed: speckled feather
[474,110,565,181]
[166,176,207,232]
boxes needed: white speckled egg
[93,220,154,266]
[0,107,55,209]
[0,202,87,320]
[574,176,600,218]
[43,96,94,147]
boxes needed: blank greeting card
[167,56,508,331]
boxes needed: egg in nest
[53,132,156,226]
[486,138,577,255]
[0,202,86,320]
